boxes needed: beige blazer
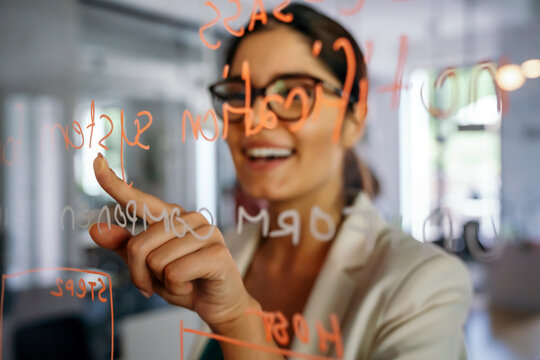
[188,192,472,360]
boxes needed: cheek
[295,113,345,176]
[225,127,243,158]
[298,136,342,173]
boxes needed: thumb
[89,223,131,261]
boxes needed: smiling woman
[89,3,472,360]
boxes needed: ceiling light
[496,64,526,91]
[521,59,540,79]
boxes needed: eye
[224,92,245,101]
[213,81,246,105]
[272,80,291,97]
[270,78,316,98]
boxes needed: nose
[248,94,278,133]
[250,95,265,127]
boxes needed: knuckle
[207,244,235,279]
[149,221,166,232]
[127,238,144,258]
[146,252,162,272]
[171,217,187,236]
[166,202,183,212]
[185,211,207,224]
[213,226,225,242]
[196,224,216,240]
[163,264,182,287]
[208,242,228,259]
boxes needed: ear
[341,101,368,149]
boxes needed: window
[401,65,501,251]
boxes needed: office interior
[0,0,539,359]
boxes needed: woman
[89,4,472,359]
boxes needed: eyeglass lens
[212,77,317,123]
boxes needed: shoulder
[365,229,473,358]
[339,192,472,302]
[375,229,472,305]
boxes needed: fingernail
[139,289,151,298]
[96,152,110,168]
[88,222,105,235]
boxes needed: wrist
[210,295,262,336]
[210,297,285,360]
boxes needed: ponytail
[343,149,379,205]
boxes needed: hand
[89,154,256,331]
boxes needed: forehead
[229,26,337,86]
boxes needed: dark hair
[223,3,379,202]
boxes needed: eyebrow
[225,75,243,82]
[224,72,341,88]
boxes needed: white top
[189,192,473,360]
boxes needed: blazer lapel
[290,192,387,357]
[228,222,262,277]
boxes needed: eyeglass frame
[208,73,356,123]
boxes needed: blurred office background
[0,0,539,359]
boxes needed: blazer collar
[235,192,385,271]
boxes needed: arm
[89,154,284,360]
[370,253,472,360]
[211,299,286,360]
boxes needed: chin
[242,183,293,202]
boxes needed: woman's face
[226,25,361,202]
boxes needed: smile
[244,147,295,161]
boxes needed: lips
[245,147,294,160]
[241,141,296,170]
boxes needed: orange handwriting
[224,0,245,37]
[199,0,411,45]
[376,35,409,108]
[184,37,364,143]
[246,308,343,357]
[181,109,219,143]
[340,0,366,16]
[199,0,294,49]
[40,100,152,187]
[2,267,115,360]
[420,61,502,119]
[1,103,24,166]
[199,1,222,50]
[181,321,340,360]
[50,276,109,303]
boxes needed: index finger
[93,154,182,223]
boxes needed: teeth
[246,147,293,159]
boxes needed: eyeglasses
[208,73,349,123]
